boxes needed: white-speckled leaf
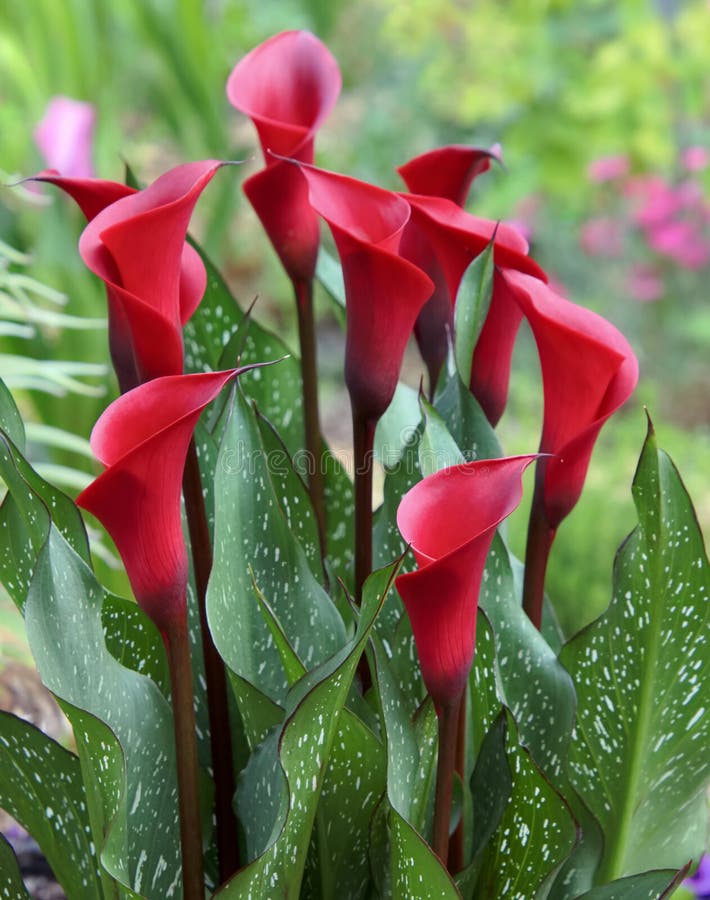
[304,709,386,900]
[453,243,494,388]
[0,711,102,899]
[374,381,420,467]
[390,812,460,900]
[0,378,25,450]
[434,374,501,463]
[24,529,183,897]
[481,535,576,779]
[0,833,31,900]
[101,594,169,696]
[471,710,577,900]
[215,562,399,899]
[561,423,710,882]
[574,868,688,899]
[0,429,89,609]
[207,389,346,703]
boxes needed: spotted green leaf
[574,867,689,899]
[434,373,501,463]
[471,710,577,899]
[561,422,710,882]
[24,529,183,897]
[207,389,346,705]
[453,240,495,387]
[0,833,30,900]
[0,711,102,900]
[0,377,25,450]
[216,562,399,898]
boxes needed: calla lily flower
[78,161,222,387]
[404,194,547,423]
[297,163,434,423]
[502,269,639,527]
[77,368,246,633]
[227,30,341,285]
[396,145,501,392]
[397,143,501,207]
[396,456,537,709]
[34,96,96,179]
[31,165,217,391]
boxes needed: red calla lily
[397,145,501,392]
[77,369,245,633]
[298,164,435,423]
[32,166,216,391]
[502,269,639,527]
[397,143,501,207]
[226,30,341,285]
[77,161,222,386]
[405,194,547,424]
[396,456,537,709]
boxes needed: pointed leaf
[561,423,710,881]
[24,529,182,897]
[216,562,399,898]
[0,833,31,900]
[454,241,495,387]
[574,867,689,899]
[0,711,102,900]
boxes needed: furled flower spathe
[396,456,537,709]
[227,30,341,285]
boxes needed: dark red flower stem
[432,692,463,866]
[164,616,205,900]
[353,413,376,602]
[447,692,467,873]
[183,439,240,880]
[294,278,327,562]
[522,467,557,631]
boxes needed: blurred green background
[1,0,709,654]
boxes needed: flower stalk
[353,413,376,602]
[432,692,463,864]
[522,467,557,631]
[164,617,205,900]
[182,438,240,879]
[294,278,327,561]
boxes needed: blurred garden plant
[0,28,708,900]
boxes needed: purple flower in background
[685,855,710,899]
[34,96,96,178]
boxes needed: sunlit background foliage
[1,0,709,644]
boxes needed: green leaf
[305,709,386,900]
[453,241,495,387]
[390,812,461,900]
[470,711,577,899]
[0,711,103,900]
[0,377,25,450]
[216,561,399,898]
[574,867,689,899]
[207,389,346,704]
[418,394,465,477]
[435,374,501,462]
[374,381,420,467]
[481,535,576,779]
[0,429,90,610]
[315,247,347,328]
[24,529,183,897]
[101,594,170,696]
[0,832,31,900]
[561,422,710,882]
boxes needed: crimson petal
[78,161,222,383]
[227,30,341,284]
[299,164,434,422]
[397,143,501,206]
[396,456,537,708]
[502,270,639,526]
[77,369,245,632]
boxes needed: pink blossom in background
[587,154,629,183]
[626,264,664,302]
[624,176,683,228]
[505,194,541,243]
[579,217,624,257]
[34,96,96,178]
[681,146,709,172]
[646,219,710,270]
